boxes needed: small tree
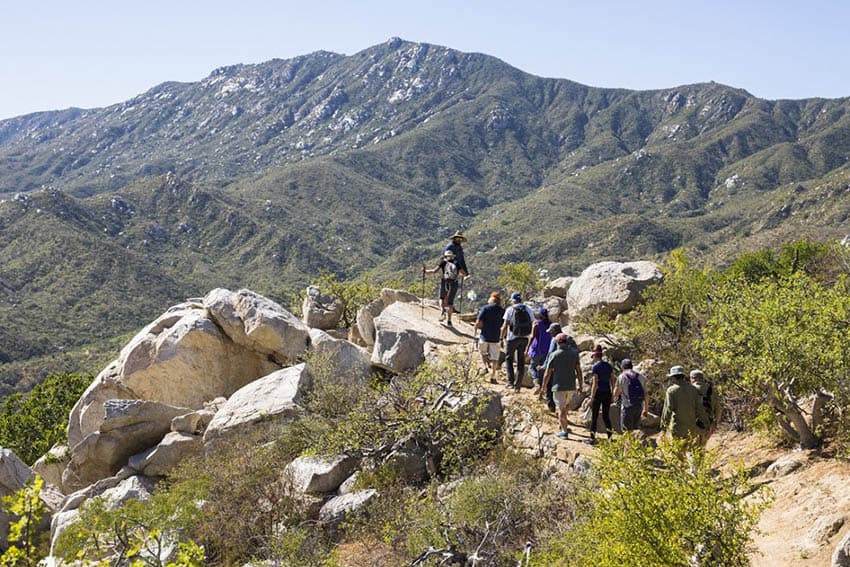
[545,437,767,566]
[0,372,92,465]
[701,273,850,448]
[310,272,402,327]
[497,262,543,300]
[1,476,48,567]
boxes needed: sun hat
[444,250,456,259]
[690,369,705,379]
[667,365,686,377]
[449,230,467,242]
[547,323,562,334]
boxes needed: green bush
[1,476,49,567]
[540,437,768,567]
[0,372,91,464]
[497,262,543,300]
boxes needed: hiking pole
[457,276,464,315]
[421,264,426,319]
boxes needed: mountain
[2,38,850,387]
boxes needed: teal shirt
[544,345,580,391]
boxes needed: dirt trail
[434,311,850,565]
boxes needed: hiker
[690,369,720,444]
[587,347,614,443]
[444,230,469,279]
[540,333,583,439]
[526,307,552,390]
[500,292,535,391]
[536,322,562,412]
[423,249,460,327]
[475,291,505,384]
[441,231,469,318]
[612,358,649,432]
[660,365,710,442]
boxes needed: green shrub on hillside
[1,476,49,567]
[308,271,404,326]
[0,372,91,464]
[497,262,543,300]
[701,272,850,448]
[540,438,767,567]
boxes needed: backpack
[443,260,458,281]
[702,384,715,423]
[626,371,644,405]
[510,306,532,336]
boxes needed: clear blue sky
[1,0,848,121]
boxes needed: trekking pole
[457,276,464,315]
[421,264,426,320]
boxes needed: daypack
[443,260,459,281]
[510,306,532,336]
[626,370,644,405]
[702,384,715,423]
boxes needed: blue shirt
[591,360,613,392]
[477,304,504,342]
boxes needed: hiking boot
[439,311,446,321]
[556,431,569,439]
[445,320,453,328]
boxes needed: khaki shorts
[552,390,569,411]
[479,341,500,362]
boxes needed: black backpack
[626,371,644,405]
[510,306,532,336]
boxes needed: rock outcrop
[203,364,312,444]
[566,261,662,315]
[302,285,344,330]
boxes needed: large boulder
[301,285,344,330]
[64,400,191,491]
[204,288,310,364]
[50,474,157,555]
[543,277,574,298]
[68,304,279,446]
[204,364,311,444]
[0,449,36,549]
[355,298,385,348]
[128,432,204,477]
[371,302,432,373]
[308,329,372,383]
[32,445,69,493]
[284,455,359,495]
[318,490,378,530]
[566,261,662,315]
[380,288,420,305]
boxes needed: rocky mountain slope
[2,38,850,385]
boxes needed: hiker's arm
[660,391,671,429]
[575,361,583,395]
[540,368,552,393]
[525,321,537,356]
[499,319,508,343]
[474,318,483,329]
[590,373,598,400]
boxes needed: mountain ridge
[2,38,850,387]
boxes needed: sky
[1,0,848,121]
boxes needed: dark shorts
[440,279,459,306]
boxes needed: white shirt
[502,303,535,341]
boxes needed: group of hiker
[424,231,721,445]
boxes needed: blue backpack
[626,371,644,404]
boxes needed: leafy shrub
[701,272,850,448]
[309,271,403,327]
[1,476,49,567]
[0,372,91,464]
[497,262,543,300]
[54,481,205,567]
[540,437,768,567]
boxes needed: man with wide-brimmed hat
[444,230,469,279]
[661,365,709,442]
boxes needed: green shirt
[544,345,579,391]
[661,379,709,439]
